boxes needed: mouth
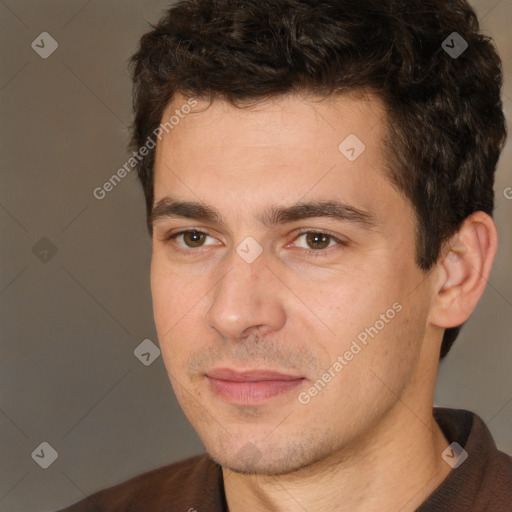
[205,368,306,405]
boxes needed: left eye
[293,232,343,251]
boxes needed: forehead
[152,92,410,230]
[156,91,386,154]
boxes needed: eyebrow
[150,197,378,231]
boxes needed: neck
[223,402,452,512]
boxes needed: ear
[428,211,498,329]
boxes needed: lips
[206,368,303,382]
[205,367,305,404]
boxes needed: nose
[204,250,287,341]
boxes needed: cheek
[151,258,203,328]
[150,262,206,369]
[305,299,427,427]
[308,264,425,375]
[292,267,392,341]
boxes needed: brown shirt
[57,408,512,511]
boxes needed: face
[150,92,436,476]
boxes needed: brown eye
[182,231,207,247]
[164,229,220,253]
[305,232,331,250]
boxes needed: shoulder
[421,408,512,511]
[488,448,512,507]
[56,453,224,512]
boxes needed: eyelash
[163,229,348,258]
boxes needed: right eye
[164,229,221,253]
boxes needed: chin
[207,442,318,476]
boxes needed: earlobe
[429,212,498,329]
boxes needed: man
[58,0,511,510]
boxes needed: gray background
[0,1,511,511]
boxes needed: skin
[150,92,498,512]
